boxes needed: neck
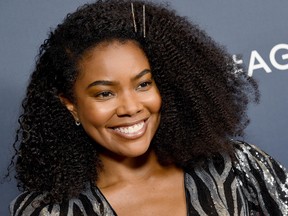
[97,149,166,188]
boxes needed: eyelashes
[92,80,154,100]
[136,80,153,90]
[93,91,114,99]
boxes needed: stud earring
[75,120,81,126]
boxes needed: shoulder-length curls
[11,0,259,203]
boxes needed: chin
[119,144,151,158]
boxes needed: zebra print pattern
[10,141,288,216]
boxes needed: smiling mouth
[112,121,145,135]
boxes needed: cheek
[148,90,162,113]
[78,101,114,127]
[154,98,162,114]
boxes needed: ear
[59,95,79,121]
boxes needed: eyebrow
[87,69,152,89]
[133,69,151,81]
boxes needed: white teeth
[114,121,145,134]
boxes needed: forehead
[80,40,145,61]
[76,40,150,80]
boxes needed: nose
[116,91,143,117]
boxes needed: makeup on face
[64,40,161,158]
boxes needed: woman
[9,0,288,215]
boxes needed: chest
[98,178,187,216]
[94,173,253,216]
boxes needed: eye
[137,81,152,90]
[94,91,114,99]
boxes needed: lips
[113,121,145,134]
[110,119,148,139]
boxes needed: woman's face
[64,40,161,158]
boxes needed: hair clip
[143,5,146,38]
[131,3,146,38]
[131,3,137,33]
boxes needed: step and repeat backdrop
[1,0,287,214]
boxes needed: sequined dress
[10,141,288,216]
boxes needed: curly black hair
[10,0,259,203]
